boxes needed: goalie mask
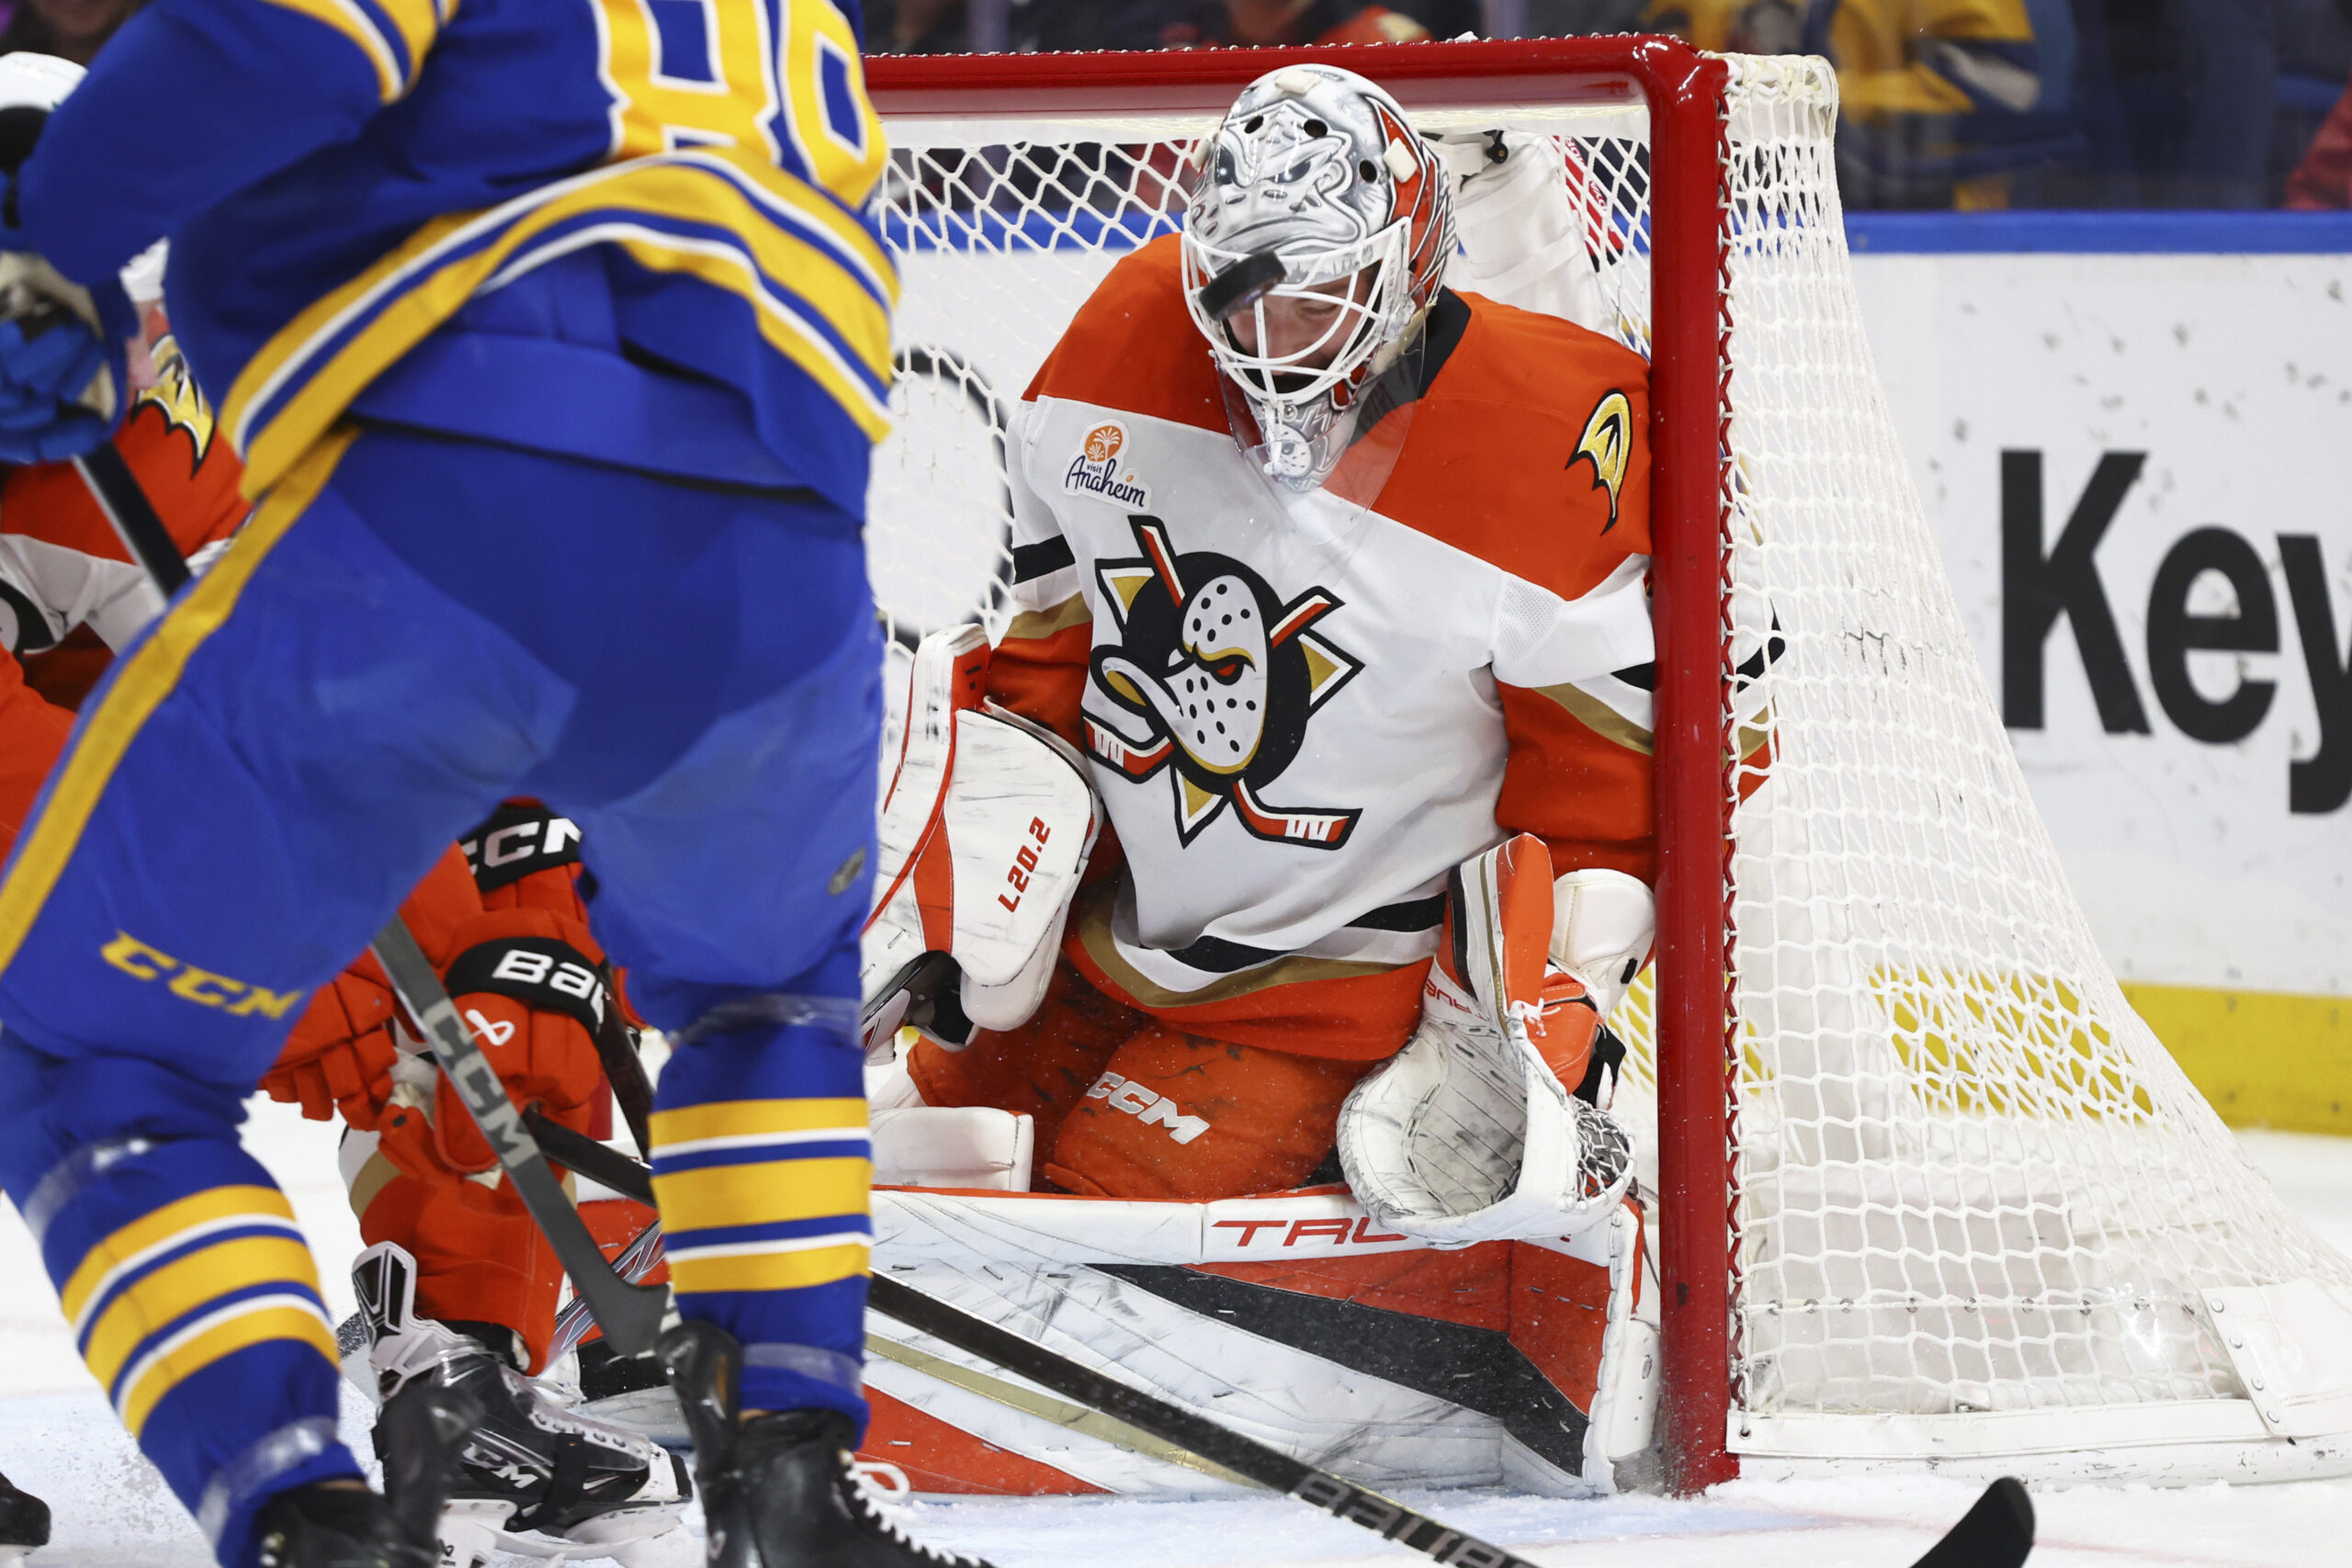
[1181,64,1453,495]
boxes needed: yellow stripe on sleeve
[83,1236,323,1391]
[224,152,897,497]
[650,1098,869,1148]
[666,1242,870,1297]
[254,0,403,100]
[57,1185,297,1325]
[118,1299,339,1437]
[371,0,441,83]
[651,1156,873,1235]
[0,430,358,975]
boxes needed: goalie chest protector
[1001,236,1657,992]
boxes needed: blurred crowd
[6,0,2349,212]
[865,0,2352,212]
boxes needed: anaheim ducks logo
[134,333,218,465]
[1569,389,1632,532]
[1085,515,1363,850]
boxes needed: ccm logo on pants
[1084,1071,1210,1145]
[99,930,305,1017]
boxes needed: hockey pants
[0,425,881,1568]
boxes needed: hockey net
[862,40,2352,1487]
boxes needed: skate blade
[493,1504,695,1568]
[438,1498,514,1568]
[0,1546,30,1568]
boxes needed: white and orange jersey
[0,338,247,852]
[0,337,245,660]
[989,236,1656,1059]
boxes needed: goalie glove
[1336,833,1634,1247]
[861,625,1099,1059]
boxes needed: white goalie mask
[1181,64,1453,494]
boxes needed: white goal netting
[868,51,2352,1481]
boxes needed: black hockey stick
[73,441,669,1358]
[514,1115,2035,1568]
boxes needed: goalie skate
[350,1245,692,1568]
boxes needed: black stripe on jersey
[1160,895,1445,975]
[1012,536,1076,584]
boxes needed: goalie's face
[1221,265,1380,375]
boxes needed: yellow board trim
[119,1301,339,1437]
[652,1157,872,1233]
[83,1235,322,1391]
[668,1241,869,1296]
[2121,981,2352,1137]
[58,1185,298,1325]
[0,432,358,975]
[650,1098,869,1147]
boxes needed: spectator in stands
[0,0,141,62]
[2284,66,2352,205]
[1647,0,2046,208]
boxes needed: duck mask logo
[1084,515,1363,849]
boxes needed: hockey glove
[1337,834,1634,1247]
[266,846,486,1128]
[379,906,613,1181]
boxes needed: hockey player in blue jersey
[0,11,988,1568]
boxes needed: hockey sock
[649,998,872,1434]
[0,1043,359,1568]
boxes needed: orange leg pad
[1044,1025,1379,1201]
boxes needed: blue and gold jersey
[16,0,896,515]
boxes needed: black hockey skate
[353,1243,693,1568]
[0,1470,49,1566]
[254,1382,476,1568]
[659,1321,990,1568]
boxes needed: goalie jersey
[990,235,1657,1059]
[13,0,894,517]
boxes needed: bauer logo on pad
[1064,422,1150,508]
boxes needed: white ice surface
[4,1101,2349,1568]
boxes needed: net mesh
[869,52,2352,1454]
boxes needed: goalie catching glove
[1337,833,1646,1246]
[861,625,1099,1058]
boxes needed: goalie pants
[0,425,881,1568]
[908,960,1384,1200]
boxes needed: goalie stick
[516,1114,2036,1568]
[70,439,671,1359]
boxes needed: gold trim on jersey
[224,148,898,499]
[257,0,444,102]
[1003,594,1093,643]
[1529,679,1655,756]
[0,430,356,976]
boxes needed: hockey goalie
[857,63,1667,1496]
